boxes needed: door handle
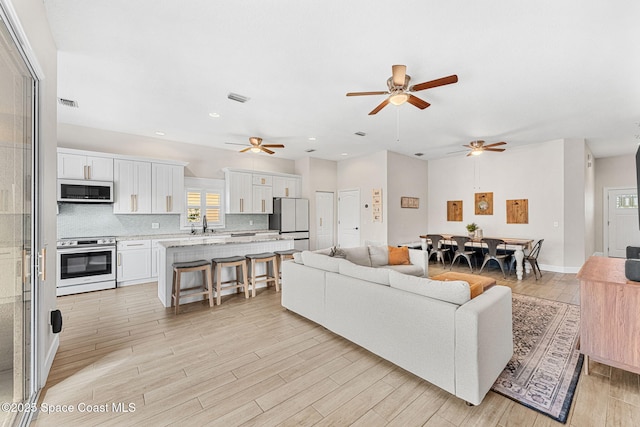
[38,247,46,281]
[117,253,122,266]
[354,227,359,230]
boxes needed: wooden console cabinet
[577,256,640,375]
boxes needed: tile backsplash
[57,203,269,238]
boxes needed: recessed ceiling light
[341,153,348,156]
[308,137,316,141]
[208,112,220,118]
[155,131,165,136]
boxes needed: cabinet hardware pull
[83,165,88,180]
[262,199,265,212]
[127,244,145,246]
[240,198,244,212]
[130,194,134,212]
[87,165,91,180]
[285,187,289,197]
[117,253,122,266]
[169,195,172,212]
[38,247,46,281]
[320,218,323,227]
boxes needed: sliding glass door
[0,8,36,427]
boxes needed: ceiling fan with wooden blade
[346,64,458,115]
[463,140,506,156]
[226,137,285,155]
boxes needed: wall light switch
[152,223,159,229]
[553,221,559,227]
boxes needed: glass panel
[0,12,35,426]
[616,194,638,209]
[205,193,220,206]
[187,207,201,223]
[205,208,220,222]
[186,191,201,207]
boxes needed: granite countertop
[159,234,293,248]
[117,229,279,241]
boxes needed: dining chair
[426,234,450,266]
[450,235,474,272]
[478,238,509,278]
[509,239,544,280]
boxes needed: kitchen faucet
[203,215,207,233]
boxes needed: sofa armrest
[454,285,513,405]
[408,249,428,277]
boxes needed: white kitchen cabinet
[273,176,301,198]
[117,240,152,285]
[113,160,152,214]
[58,152,114,181]
[152,163,184,214]
[252,174,273,186]
[252,185,273,214]
[225,170,253,213]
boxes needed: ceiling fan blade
[262,144,285,148]
[239,147,252,153]
[410,74,458,92]
[483,141,507,148]
[225,142,249,146]
[406,94,431,110]
[484,148,506,152]
[462,144,473,149]
[466,152,474,157]
[260,147,275,155]
[368,99,390,115]
[346,91,388,96]
[392,65,407,87]
[249,137,262,146]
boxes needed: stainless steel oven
[56,237,117,296]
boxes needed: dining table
[419,234,534,280]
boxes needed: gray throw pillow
[341,246,372,267]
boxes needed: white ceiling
[43,0,640,161]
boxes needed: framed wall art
[400,196,419,209]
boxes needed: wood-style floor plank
[31,263,640,426]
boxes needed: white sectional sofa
[281,246,513,406]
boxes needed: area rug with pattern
[491,293,583,424]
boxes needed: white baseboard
[538,264,581,274]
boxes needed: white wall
[427,140,566,271]
[10,0,59,387]
[594,154,637,253]
[58,123,296,179]
[386,151,428,246]
[337,151,388,245]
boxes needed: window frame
[181,177,225,230]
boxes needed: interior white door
[338,189,360,248]
[315,192,334,250]
[607,188,640,258]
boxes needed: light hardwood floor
[32,262,640,426]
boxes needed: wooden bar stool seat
[274,249,301,279]
[211,255,250,305]
[171,260,213,315]
[245,252,280,297]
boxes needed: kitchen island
[157,234,294,307]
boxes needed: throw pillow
[341,246,372,267]
[368,245,389,267]
[388,246,410,265]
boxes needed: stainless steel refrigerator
[269,198,309,250]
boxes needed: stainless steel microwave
[57,179,114,203]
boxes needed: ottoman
[430,271,496,299]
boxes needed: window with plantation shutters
[181,178,225,229]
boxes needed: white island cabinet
[157,236,294,307]
[116,239,152,286]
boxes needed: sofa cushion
[384,264,424,277]
[313,247,332,256]
[301,251,344,272]
[388,270,470,305]
[388,246,410,265]
[342,246,372,267]
[339,261,390,286]
[369,245,389,267]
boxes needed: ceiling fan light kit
[346,64,458,115]
[232,136,285,155]
[463,140,507,157]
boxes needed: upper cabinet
[225,170,253,213]
[273,175,301,198]
[224,168,302,214]
[57,152,113,181]
[113,160,152,214]
[152,163,184,214]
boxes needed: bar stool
[211,255,250,305]
[274,249,301,279]
[171,260,214,315]
[245,252,280,297]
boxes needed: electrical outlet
[152,223,159,229]
[249,220,253,226]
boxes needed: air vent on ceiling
[354,131,366,137]
[414,153,424,157]
[305,149,316,153]
[58,98,78,108]
[227,93,250,103]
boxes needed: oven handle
[57,246,116,254]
